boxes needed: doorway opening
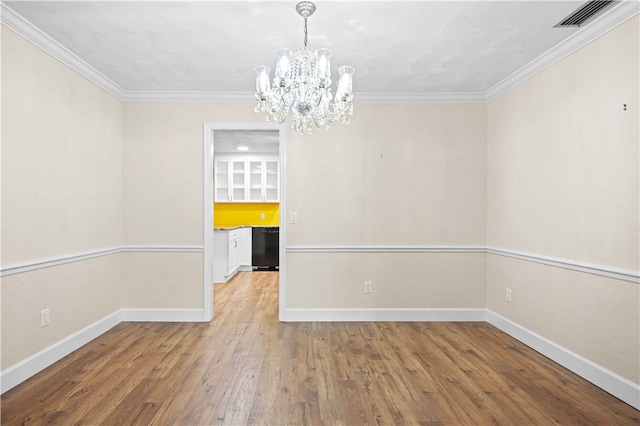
[203,123,286,322]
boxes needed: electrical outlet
[41,308,50,327]
[364,281,373,294]
[506,288,512,303]
[260,213,265,220]
[290,212,298,224]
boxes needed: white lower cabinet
[214,228,240,283]
[214,227,252,283]
[239,227,252,271]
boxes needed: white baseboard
[280,307,487,322]
[0,310,122,394]
[121,308,205,322]
[0,308,207,394]
[4,306,637,411]
[487,310,640,410]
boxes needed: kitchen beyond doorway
[205,124,285,321]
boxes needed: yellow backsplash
[214,203,280,227]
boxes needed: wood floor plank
[2,271,638,425]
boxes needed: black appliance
[252,227,279,270]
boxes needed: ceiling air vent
[555,0,615,27]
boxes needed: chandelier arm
[319,98,347,121]
[259,92,289,119]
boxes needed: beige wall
[486,17,639,382]
[287,103,487,246]
[487,255,639,382]
[1,27,123,369]
[2,13,638,392]
[286,103,487,308]
[122,102,486,311]
[287,252,486,309]
[2,255,122,368]
[122,102,266,246]
[1,28,123,264]
[487,17,639,270]
[121,102,261,309]
[121,252,203,309]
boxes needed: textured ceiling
[4,0,596,96]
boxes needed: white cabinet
[231,160,247,202]
[215,159,249,202]
[228,229,241,273]
[215,156,279,203]
[239,227,252,271]
[249,160,279,202]
[213,228,242,283]
[214,227,253,282]
[215,160,230,202]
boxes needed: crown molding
[122,91,487,103]
[485,0,640,101]
[354,92,487,103]
[122,91,256,102]
[1,3,126,99]
[3,1,638,104]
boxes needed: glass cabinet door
[215,156,278,203]
[264,161,279,202]
[231,161,246,201]
[249,161,263,201]
[215,160,230,202]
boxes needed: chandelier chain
[303,17,308,47]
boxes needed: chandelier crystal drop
[254,1,354,134]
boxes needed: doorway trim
[203,122,286,321]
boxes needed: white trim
[121,246,204,253]
[487,310,640,410]
[354,92,487,103]
[0,247,121,277]
[0,246,205,277]
[0,308,203,393]
[120,308,204,322]
[4,1,636,105]
[4,305,637,410]
[123,91,255,103]
[281,308,487,322]
[0,310,122,394]
[203,124,215,321]
[285,245,639,283]
[278,127,287,321]
[123,91,489,104]
[0,3,125,99]
[3,245,636,284]
[286,245,485,253]
[485,0,640,101]
[487,247,640,284]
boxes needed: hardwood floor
[2,271,638,425]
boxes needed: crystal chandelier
[254,1,355,134]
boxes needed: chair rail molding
[0,246,205,277]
